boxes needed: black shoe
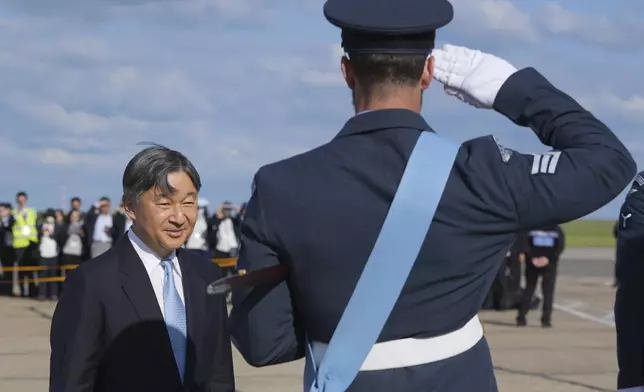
[516,318,526,327]
[541,320,552,328]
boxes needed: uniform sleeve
[490,67,636,230]
[615,184,644,390]
[228,171,304,367]
[49,268,104,392]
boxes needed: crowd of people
[0,188,613,331]
[0,191,246,300]
[0,189,593,329]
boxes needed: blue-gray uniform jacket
[230,67,636,391]
[615,172,644,391]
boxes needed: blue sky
[0,0,642,220]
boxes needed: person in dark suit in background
[207,201,241,259]
[65,197,85,225]
[83,197,116,259]
[516,225,565,328]
[0,203,15,293]
[50,144,235,392]
[207,202,241,278]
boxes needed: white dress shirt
[127,230,185,319]
[93,214,113,243]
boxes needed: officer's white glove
[431,44,518,109]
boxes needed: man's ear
[122,195,136,221]
[421,55,434,90]
[341,56,355,90]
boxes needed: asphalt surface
[557,247,615,278]
[560,258,614,278]
[0,247,622,392]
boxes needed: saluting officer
[615,172,644,392]
[228,0,636,390]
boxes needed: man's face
[0,206,8,217]
[71,200,81,210]
[16,195,26,206]
[125,171,198,255]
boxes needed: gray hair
[122,143,202,202]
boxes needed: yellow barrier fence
[0,258,237,285]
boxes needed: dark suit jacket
[49,235,235,392]
[83,211,122,246]
[206,216,240,253]
[0,215,15,262]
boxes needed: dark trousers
[14,244,37,297]
[518,261,558,322]
[38,257,59,299]
[507,256,522,294]
[0,247,15,296]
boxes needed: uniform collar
[334,108,434,139]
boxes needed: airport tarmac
[0,248,620,391]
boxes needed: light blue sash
[304,131,460,392]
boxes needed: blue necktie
[161,258,187,383]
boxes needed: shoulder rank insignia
[492,136,512,163]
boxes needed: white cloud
[538,3,582,34]
[449,0,538,42]
[0,0,271,24]
[537,2,644,49]
[57,36,111,61]
[300,70,344,87]
[0,0,641,218]
[579,92,644,121]
[604,94,644,115]
[30,148,78,166]
[24,100,149,136]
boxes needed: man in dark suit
[50,144,235,392]
[0,202,15,294]
[516,225,565,328]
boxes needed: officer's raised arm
[433,45,636,230]
[615,174,644,391]
[228,171,304,367]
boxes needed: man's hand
[431,44,518,109]
[532,256,550,268]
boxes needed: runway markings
[553,301,615,327]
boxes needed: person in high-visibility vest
[11,191,39,297]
